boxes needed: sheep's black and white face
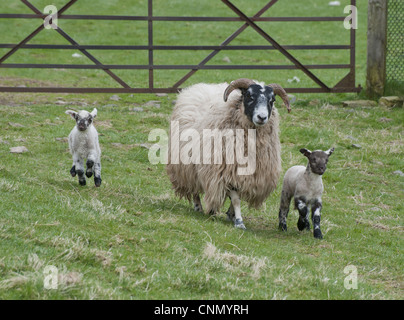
[66,108,97,131]
[242,84,275,127]
[300,148,334,175]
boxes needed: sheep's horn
[268,83,291,113]
[223,78,255,102]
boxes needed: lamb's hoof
[297,219,310,231]
[314,229,323,239]
[279,222,287,232]
[94,177,102,187]
[86,171,93,178]
[70,166,76,177]
[234,219,246,230]
[79,179,86,186]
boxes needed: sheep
[278,147,334,239]
[166,78,291,230]
[65,108,102,187]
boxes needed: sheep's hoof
[94,177,102,187]
[313,228,323,239]
[79,179,86,186]
[279,222,287,232]
[70,166,76,177]
[234,219,246,230]
[86,170,93,178]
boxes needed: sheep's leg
[73,155,86,186]
[295,197,310,231]
[278,190,292,231]
[93,161,102,187]
[193,194,203,213]
[225,201,235,222]
[229,190,246,230]
[311,200,323,239]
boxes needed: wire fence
[386,0,404,83]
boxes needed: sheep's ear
[325,147,334,157]
[90,108,97,119]
[65,110,77,120]
[300,148,311,158]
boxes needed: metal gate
[0,0,361,94]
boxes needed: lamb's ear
[300,148,312,158]
[65,110,77,120]
[90,108,97,119]
[325,147,335,157]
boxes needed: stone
[378,117,392,123]
[130,107,144,112]
[10,146,28,153]
[393,170,404,177]
[110,95,121,101]
[379,96,403,108]
[351,144,362,149]
[342,100,377,108]
[8,122,24,128]
[346,135,358,141]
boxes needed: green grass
[0,0,403,300]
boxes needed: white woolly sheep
[278,147,334,239]
[166,78,291,230]
[65,108,102,187]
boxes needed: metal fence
[386,0,404,83]
[0,0,361,94]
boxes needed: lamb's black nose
[257,114,267,122]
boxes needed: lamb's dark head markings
[223,78,291,127]
[66,108,97,132]
[300,147,334,175]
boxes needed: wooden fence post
[366,0,388,98]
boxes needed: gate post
[366,0,388,98]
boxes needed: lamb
[166,78,291,230]
[65,108,102,187]
[278,147,334,239]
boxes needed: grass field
[0,0,403,300]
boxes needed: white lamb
[65,108,102,187]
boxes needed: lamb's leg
[70,163,76,177]
[93,161,102,187]
[193,194,203,213]
[86,151,97,178]
[229,190,246,230]
[73,155,86,186]
[295,197,310,231]
[278,189,292,231]
[311,200,323,239]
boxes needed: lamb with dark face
[300,148,331,175]
[278,147,334,239]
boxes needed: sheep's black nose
[257,115,267,122]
